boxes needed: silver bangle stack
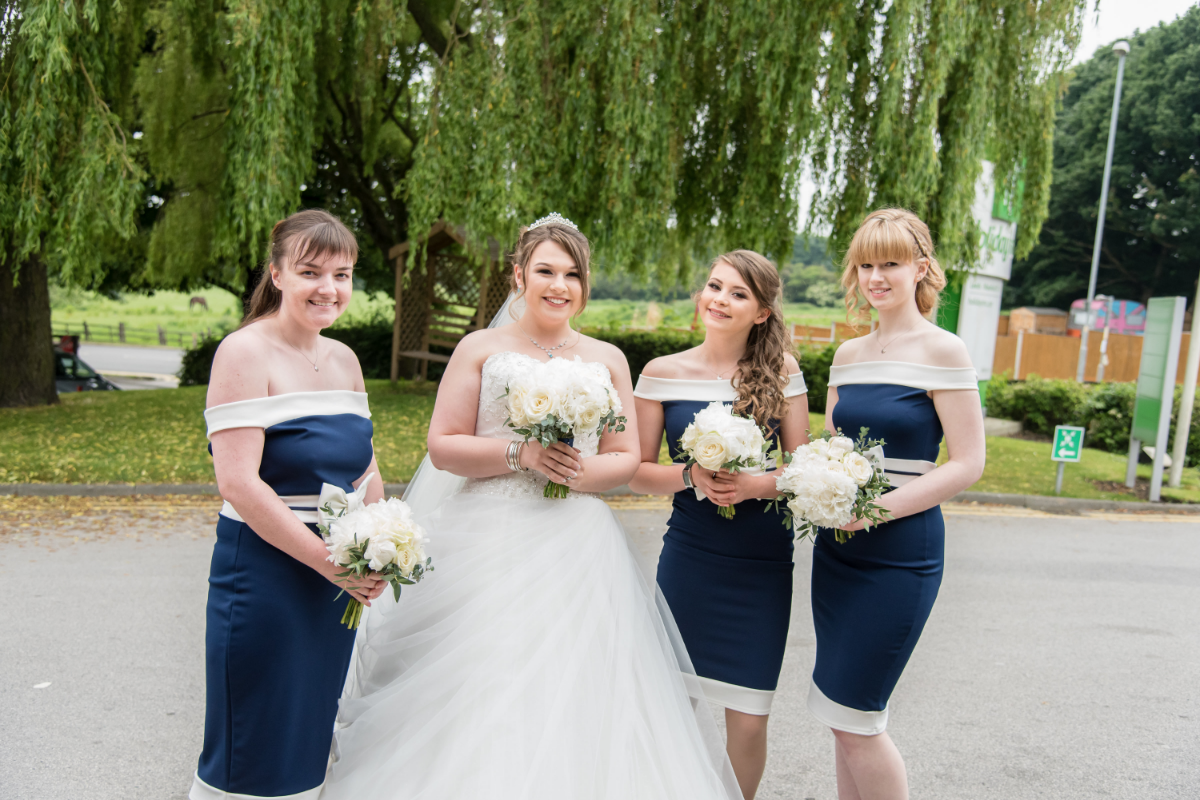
[505,440,527,472]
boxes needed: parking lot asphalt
[1,496,1197,799]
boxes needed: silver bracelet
[506,440,527,472]
[681,462,695,491]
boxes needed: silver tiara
[528,212,578,231]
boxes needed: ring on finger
[712,471,718,480]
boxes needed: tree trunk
[0,254,58,408]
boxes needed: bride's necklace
[876,323,920,354]
[283,335,320,372]
[518,322,572,359]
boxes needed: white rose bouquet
[772,427,891,543]
[503,356,627,498]
[678,401,771,519]
[319,476,433,629]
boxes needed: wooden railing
[792,321,872,344]
[52,321,214,349]
[993,330,1195,383]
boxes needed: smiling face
[515,240,584,322]
[270,249,354,330]
[697,260,771,334]
[855,256,926,313]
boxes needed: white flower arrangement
[319,479,432,629]
[678,401,771,519]
[772,427,891,543]
[503,357,627,498]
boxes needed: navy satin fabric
[656,399,794,693]
[198,413,372,796]
[810,383,944,713]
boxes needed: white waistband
[219,494,321,525]
[882,457,935,488]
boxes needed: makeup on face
[517,240,583,318]
[275,255,354,325]
[698,262,766,330]
[856,259,923,310]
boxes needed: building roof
[1012,306,1068,316]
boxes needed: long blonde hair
[708,250,792,429]
[839,208,946,322]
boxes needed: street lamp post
[1076,40,1131,383]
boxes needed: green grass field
[50,286,848,343]
[4,390,1197,504]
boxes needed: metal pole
[1055,461,1065,495]
[1169,279,1200,487]
[1096,295,1112,382]
[1076,41,1130,382]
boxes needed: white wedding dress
[321,351,742,800]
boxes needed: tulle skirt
[321,490,742,800]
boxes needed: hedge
[987,374,1200,468]
[178,323,837,409]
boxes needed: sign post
[1126,297,1187,501]
[1050,425,1085,495]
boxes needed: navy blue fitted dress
[808,362,977,735]
[634,373,806,715]
[192,391,374,800]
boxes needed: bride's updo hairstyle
[709,250,792,429]
[510,218,592,317]
[241,209,359,327]
[839,207,946,322]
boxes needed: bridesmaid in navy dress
[192,210,387,800]
[630,250,809,800]
[811,209,985,799]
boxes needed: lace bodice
[462,351,609,500]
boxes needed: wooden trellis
[388,220,509,381]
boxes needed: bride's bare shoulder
[575,334,632,382]
[449,325,523,366]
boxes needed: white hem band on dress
[189,773,323,800]
[828,361,978,392]
[806,681,888,736]
[633,373,807,403]
[696,675,774,716]
[205,391,371,439]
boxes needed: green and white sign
[1125,296,1188,501]
[1051,426,1085,462]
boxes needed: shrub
[1081,381,1137,454]
[178,336,223,386]
[580,327,704,379]
[797,343,836,413]
[984,374,1089,436]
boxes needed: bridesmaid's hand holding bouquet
[773,428,891,543]
[678,401,771,519]
[319,474,433,629]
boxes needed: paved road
[1,498,1197,799]
[78,344,184,382]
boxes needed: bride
[320,215,742,799]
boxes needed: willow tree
[409,0,1087,278]
[0,1,146,407]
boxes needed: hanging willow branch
[406,0,1085,278]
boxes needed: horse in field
[189,296,209,312]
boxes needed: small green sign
[1051,426,1085,463]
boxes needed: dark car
[54,336,120,393]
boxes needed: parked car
[54,335,120,393]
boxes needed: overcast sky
[1074,0,1197,62]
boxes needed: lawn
[50,286,848,343]
[4,390,1197,504]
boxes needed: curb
[949,490,1200,515]
[2,483,1197,515]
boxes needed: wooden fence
[792,321,873,344]
[993,330,1196,384]
[52,321,213,349]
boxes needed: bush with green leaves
[797,344,836,413]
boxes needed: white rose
[843,452,874,486]
[828,436,855,459]
[825,460,849,478]
[607,386,622,414]
[680,423,700,453]
[693,430,730,471]
[395,546,419,576]
[506,385,531,427]
[520,386,558,423]
[809,438,832,461]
